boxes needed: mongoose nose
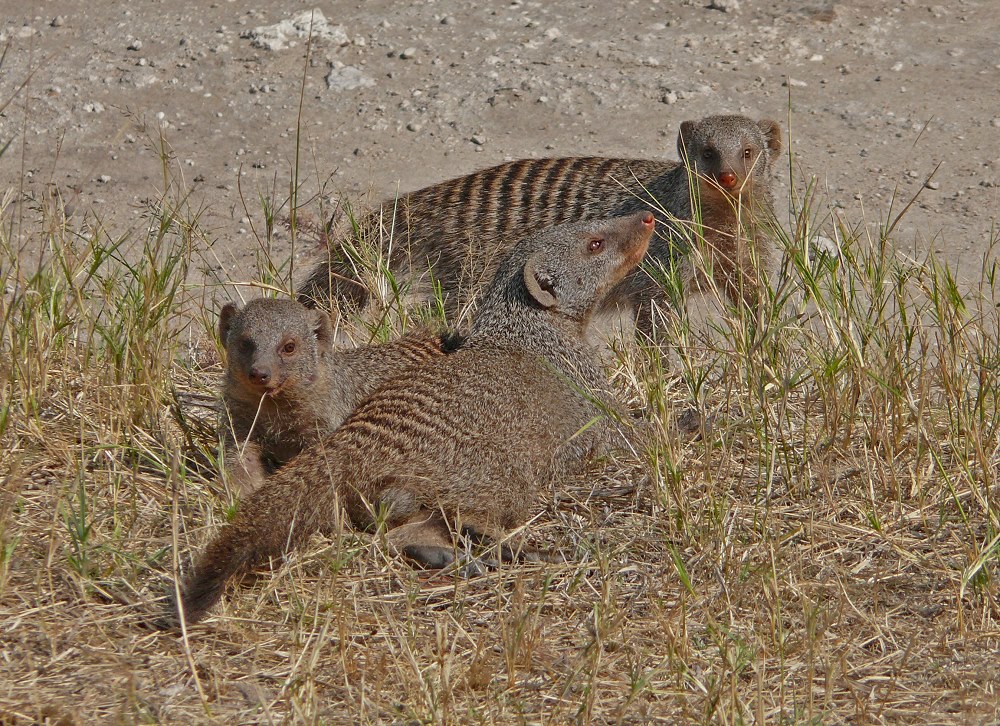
[641,212,655,227]
[718,171,738,189]
[249,367,271,385]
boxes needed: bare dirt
[2,0,999,288]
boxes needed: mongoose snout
[717,171,738,190]
[617,211,655,272]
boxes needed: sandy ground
[2,0,998,290]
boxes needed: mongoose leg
[223,440,268,497]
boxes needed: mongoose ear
[677,120,697,161]
[523,256,558,309]
[759,119,782,160]
[312,309,335,350]
[218,303,240,344]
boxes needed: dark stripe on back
[594,158,620,202]
[498,160,530,236]
[437,176,464,216]
[517,160,549,229]
[472,163,508,235]
[536,159,575,228]
[449,171,484,242]
[553,158,589,224]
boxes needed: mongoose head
[219,298,334,399]
[520,211,655,321]
[677,115,782,200]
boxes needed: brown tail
[178,527,259,626]
[158,471,334,629]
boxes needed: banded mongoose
[297,114,782,324]
[167,211,654,626]
[218,298,446,495]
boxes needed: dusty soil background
[2,0,999,289]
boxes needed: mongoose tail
[167,462,339,627]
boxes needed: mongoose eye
[743,148,753,160]
[702,149,713,161]
[239,338,255,355]
[282,341,297,355]
[588,238,604,252]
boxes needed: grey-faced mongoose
[166,211,654,626]
[218,298,447,495]
[297,114,781,325]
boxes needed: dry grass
[3,119,1000,725]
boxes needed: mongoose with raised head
[298,114,781,324]
[167,211,654,626]
[218,297,446,495]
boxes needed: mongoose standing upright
[218,298,446,495]
[167,211,654,626]
[297,115,781,326]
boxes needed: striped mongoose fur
[298,115,782,326]
[165,211,654,626]
[218,298,447,495]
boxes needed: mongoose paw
[149,611,180,632]
[401,544,495,578]
[402,543,456,570]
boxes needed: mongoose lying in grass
[218,298,447,495]
[298,115,781,325]
[167,211,654,626]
